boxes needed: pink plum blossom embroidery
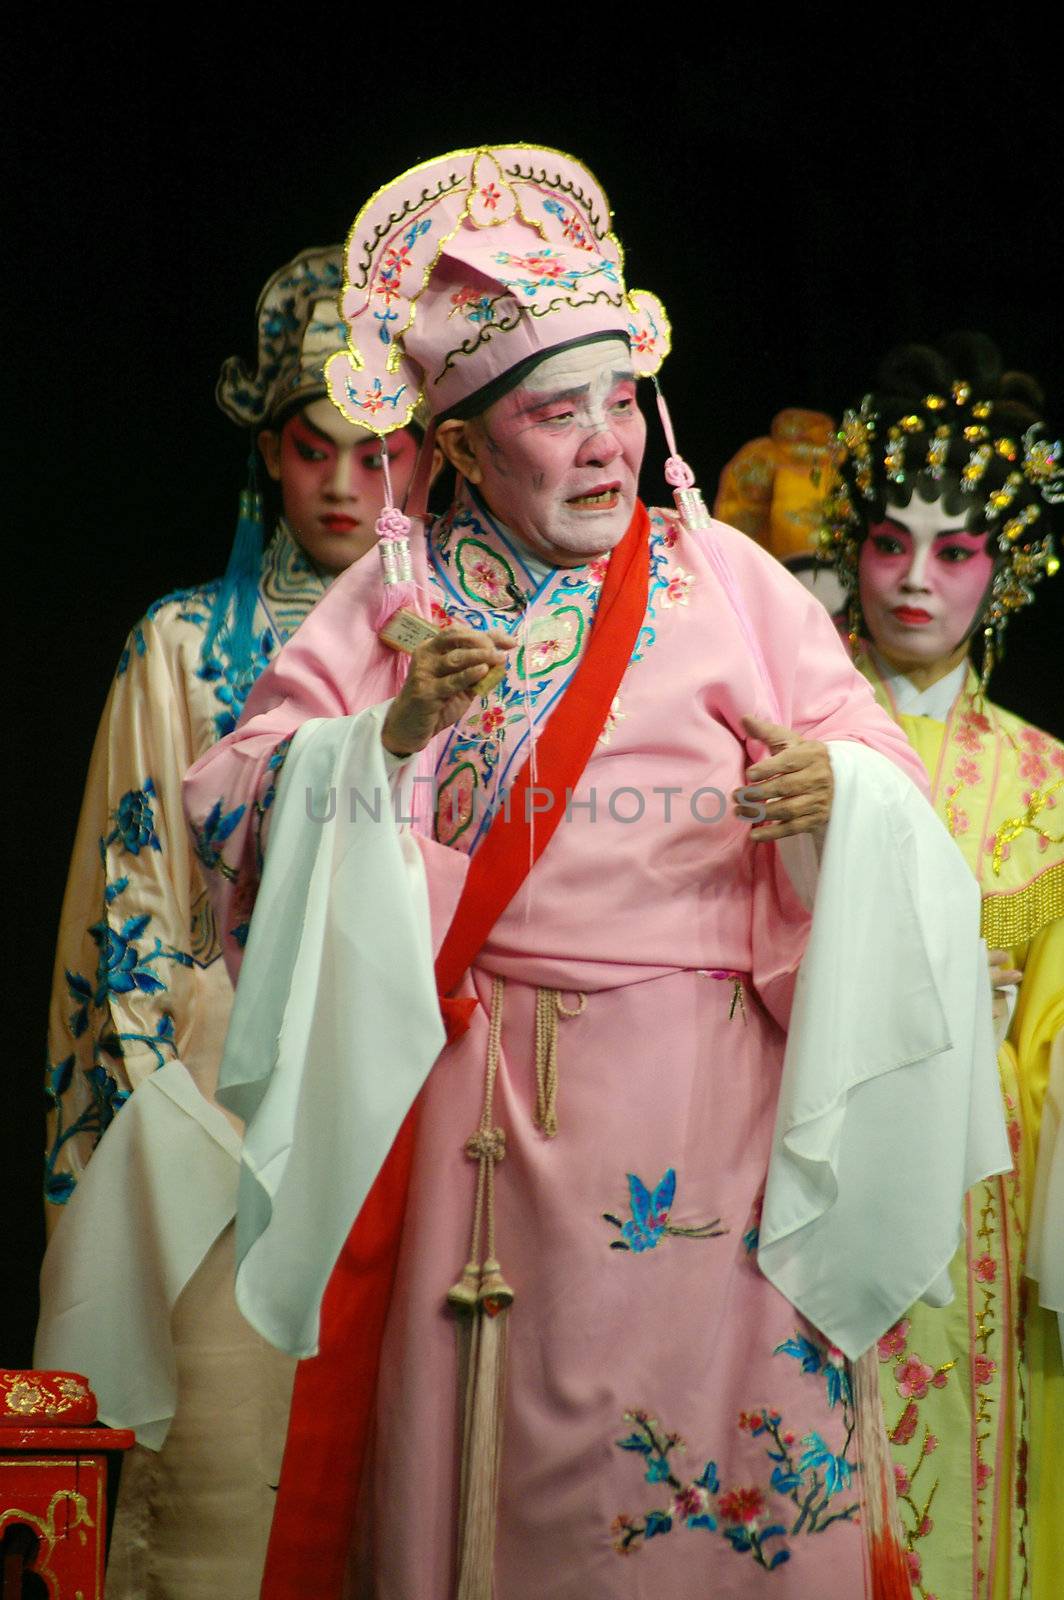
[892,1403,919,1445]
[895,1357,936,1400]
[953,757,981,786]
[661,568,695,608]
[1019,752,1049,783]
[955,711,990,753]
[878,1320,910,1361]
[973,1254,998,1284]
[973,1353,997,1387]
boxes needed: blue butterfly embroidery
[603,1169,726,1253]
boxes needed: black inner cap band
[436,331,632,424]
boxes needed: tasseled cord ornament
[447,976,514,1600]
[376,434,506,694]
[853,1348,917,1599]
[652,376,713,531]
[202,446,266,684]
[373,444,421,641]
[653,377,784,703]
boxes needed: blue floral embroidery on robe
[611,1333,859,1568]
[191,799,247,880]
[103,778,162,857]
[198,625,276,737]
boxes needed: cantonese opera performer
[184,147,1010,1600]
[34,246,425,1600]
[816,337,1064,1600]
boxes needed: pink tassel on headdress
[374,446,422,636]
[653,377,713,532]
[652,377,785,715]
[373,443,440,837]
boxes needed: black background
[5,36,1062,1364]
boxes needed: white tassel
[455,1303,510,1600]
[853,1348,914,1599]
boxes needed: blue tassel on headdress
[202,447,266,682]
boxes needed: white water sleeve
[35,1061,242,1447]
[216,705,445,1357]
[759,740,1010,1358]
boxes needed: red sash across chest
[261,503,651,1598]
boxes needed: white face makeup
[858,495,996,671]
[466,337,646,566]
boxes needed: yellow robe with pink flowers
[860,651,1064,1600]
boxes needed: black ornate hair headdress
[819,377,1062,690]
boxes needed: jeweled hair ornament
[819,382,1061,688]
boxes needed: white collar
[871,648,968,722]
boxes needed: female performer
[821,336,1064,1600]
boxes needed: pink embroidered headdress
[326,145,670,431]
[326,144,712,622]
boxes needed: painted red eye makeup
[287,414,335,460]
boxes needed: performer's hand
[987,948,1022,1028]
[740,715,834,842]
[382,626,516,757]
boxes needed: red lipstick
[891,606,933,625]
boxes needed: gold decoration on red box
[0,1370,96,1426]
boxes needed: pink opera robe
[185,496,934,1597]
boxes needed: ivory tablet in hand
[379,608,507,694]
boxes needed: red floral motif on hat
[494,247,568,280]
[328,145,671,436]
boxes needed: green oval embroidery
[516,605,584,679]
[455,538,519,611]
[436,763,478,846]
